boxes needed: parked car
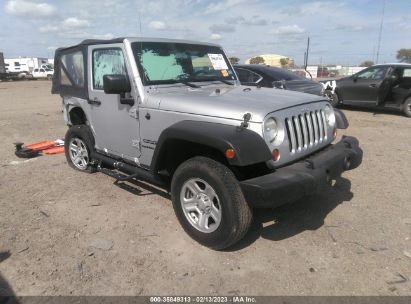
[317,66,330,78]
[324,63,411,117]
[234,64,325,96]
[52,37,362,249]
[32,68,53,80]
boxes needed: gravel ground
[0,80,410,296]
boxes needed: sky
[0,0,410,65]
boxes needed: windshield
[131,42,236,85]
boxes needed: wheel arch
[68,106,88,125]
[150,120,272,177]
[402,93,411,104]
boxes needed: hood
[149,84,326,122]
[284,80,323,96]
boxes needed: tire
[171,156,252,250]
[402,97,411,117]
[64,125,96,173]
[325,90,339,107]
[47,75,53,81]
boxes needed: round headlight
[324,104,336,126]
[264,118,278,143]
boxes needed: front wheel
[402,97,411,117]
[171,156,252,250]
[325,90,339,107]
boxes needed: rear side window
[60,51,85,87]
[34,69,38,72]
[92,48,127,90]
[236,68,262,83]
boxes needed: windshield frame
[131,41,237,86]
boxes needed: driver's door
[87,44,141,163]
[339,66,388,104]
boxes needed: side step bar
[90,152,168,189]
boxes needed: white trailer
[4,57,51,77]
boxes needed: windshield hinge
[129,108,139,120]
[240,113,251,129]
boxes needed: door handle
[369,84,377,88]
[88,97,101,106]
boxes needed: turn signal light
[272,149,280,161]
[225,148,235,159]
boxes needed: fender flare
[150,120,272,171]
[334,108,349,129]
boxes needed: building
[245,54,294,67]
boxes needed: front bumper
[240,136,363,208]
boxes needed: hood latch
[240,113,251,129]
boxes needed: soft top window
[60,51,85,87]
[52,46,87,98]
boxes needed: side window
[249,71,262,83]
[356,67,387,81]
[92,48,127,90]
[34,69,38,72]
[402,68,411,77]
[236,68,262,83]
[40,69,45,72]
[60,51,85,87]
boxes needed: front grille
[285,110,328,154]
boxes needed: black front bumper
[240,136,363,208]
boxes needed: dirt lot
[0,80,410,296]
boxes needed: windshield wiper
[176,81,201,88]
[199,77,234,85]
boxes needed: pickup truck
[32,68,53,80]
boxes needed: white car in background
[32,68,53,80]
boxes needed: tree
[396,48,411,63]
[359,60,374,67]
[228,57,240,64]
[280,58,288,67]
[249,56,265,64]
[280,58,295,68]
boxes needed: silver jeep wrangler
[52,37,363,250]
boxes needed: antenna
[376,0,385,64]
[304,37,312,79]
[139,11,142,36]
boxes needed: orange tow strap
[42,146,65,154]
[25,141,56,151]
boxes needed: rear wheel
[171,156,252,250]
[47,74,53,80]
[403,97,411,117]
[64,125,96,173]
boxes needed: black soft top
[52,38,127,98]
[55,38,127,53]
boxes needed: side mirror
[352,75,358,82]
[103,74,134,106]
[103,74,131,95]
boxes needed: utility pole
[376,0,385,64]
